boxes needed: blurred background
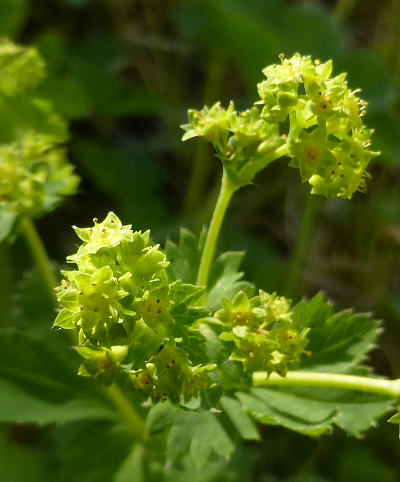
[1,0,400,480]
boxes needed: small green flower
[76,345,128,385]
[182,103,283,186]
[181,101,235,147]
[68,212,134,264]
[55,265,129,344]
[258,53,378,198]
[218,290,309,376]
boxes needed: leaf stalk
[253,371,400,399]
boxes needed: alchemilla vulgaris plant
[3,40,400,477]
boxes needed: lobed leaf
[237,386,393,437]
[293,295,381,373]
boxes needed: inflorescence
[182,53,378,199]
[55,213,308,404]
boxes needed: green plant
[2,42,400,479]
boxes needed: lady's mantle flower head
[55,213,215,403]
[217,290,309,376]
[0,134,79,231]
[56,213,169,342]
[182,53,378,198]
[258,53,379,199]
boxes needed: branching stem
[253,371,400,399]
[196,168,238,288]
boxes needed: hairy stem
[103,384,146,439]
[253,371,400,399]
[20,217,57,304]
[196,168,238,287]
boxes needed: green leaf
[236,389,334,436]
[293,295,381,373]
[165,229,202,284]
[237,386,393,437]
[0,329,116,425]
[0,431,44,482]
[53,420,132,482]
[388,411,400,436]
[0,376,115,424]
[207,251,254,310]
[146,402,235,467]
[115,444,146,482]
[169,281,204,307]
[219,395,259,440]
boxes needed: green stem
[253,371,400,399]
[20,217,57,304]
[196,168,238,287]
[284,194,320,299]
[103,384,146,439]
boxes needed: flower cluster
[0,38,45,96]
[55,213,215,403]
[258,53,378,198]
[0,39,79,240]
[181,102,283,186]
[0,134,78,222]
[216,291,309,376]
[182,53,378,198]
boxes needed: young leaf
[169,281,209,325]
[146,402,235,467]
[0,376,115,424]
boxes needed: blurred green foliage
[1,0,400,480]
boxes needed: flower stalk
[196,168,238,288]
[20,217,57,304]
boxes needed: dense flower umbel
[182,53,378,198]
[258,53,378,198]
[55,213,215,403]
[217,291,309,376]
